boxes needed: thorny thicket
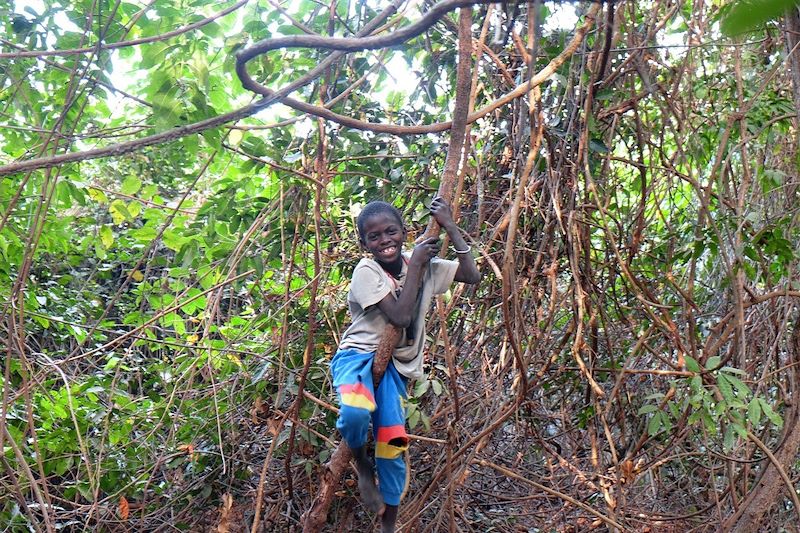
[1,0,800,531]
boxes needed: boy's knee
[376,425,409,460]
[338,382,376,411]
[339,404,372,429]
[337,405,372,449]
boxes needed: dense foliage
[2,0,800,531]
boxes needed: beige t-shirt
[338,253,459,380]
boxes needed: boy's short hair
[357,201,404,240]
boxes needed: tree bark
[785,7,800,133]
[784,7,800,205]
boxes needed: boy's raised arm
[429,197,481,284]
[375,237,440,327]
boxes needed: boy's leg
[381,504,398,533]
[330,349,383,512]
[372,362,410,532]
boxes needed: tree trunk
[301,8,475,531]
[784,7,800,205]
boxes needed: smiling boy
[331,197,480,532]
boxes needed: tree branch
[0,0,249,59]
[0,1,598,177]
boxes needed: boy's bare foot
[380,504,398,533]
[352,446,384,513]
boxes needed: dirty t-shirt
[338,253,458,380]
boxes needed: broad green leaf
[162,230,186,252]
[121,176,142,195]
[127,201,142,219]
[109,200,133,224]
[408,409,420,430]
[180,289,207,315]
[717,374,734,403]
[638,404,659,415]
[759,399,784,427]
[88,187,109,204]
[685,356,701,373]
[731,422,748,439]
[131,226,158,243]
[725,374,752,397]
[747,398,761,425]
[721,0,800,36]
[647,411,663,436]
[161,312,186,335]
[723,425,735,451]
[99,226,114,249]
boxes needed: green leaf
[131,226,158,243]
[705,356,721,370]
[721,0,800,36]
[759,399,783,427]
[109,200,132,224]
[88,187,109,204]
[725,374,752,397]
[723,424,736,451]
[647,411,663,436]
[668,401,681,419]
[162,230,186,252]
[121,175,142,195]
[77,482,94,502]
[161,312,186,335]
[690,375,703,393]
[747,398,761,425]
[53,402,68,419]
[638,404,659,415]
[180,289,206,315]
[99,225,114,249]
[685,356,701,373]
[407,403,420,430]
[717,374,734,403]
[127,201,142,219]
[32,314,50,328]
[701,409,716,432]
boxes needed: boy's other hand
[410,237,440,266]
[429,196,455,228]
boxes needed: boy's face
[360,213,406,266]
